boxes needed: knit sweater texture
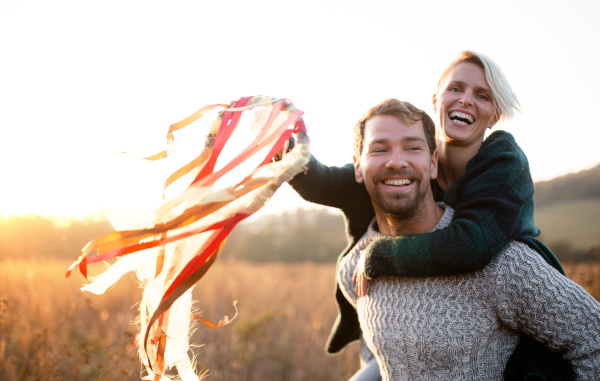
[338,206,600,380]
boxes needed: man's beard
[366,169,428,219]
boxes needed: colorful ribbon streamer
[67,95,310,380]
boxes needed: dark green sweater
[289,130,572,380]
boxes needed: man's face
[354,115,438,219]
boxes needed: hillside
[534,163,600,207]
[536,199,600,252]
[533,163,600,260]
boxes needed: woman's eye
[477,94,489,101]
[449,87,461,92]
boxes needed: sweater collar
[367,203,454,239]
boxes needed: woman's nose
[459,90,473,106]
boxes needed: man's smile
[374,170,420,191]
[382,178,412,186]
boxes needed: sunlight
[1,1,599,220]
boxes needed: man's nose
[386,149,408,168]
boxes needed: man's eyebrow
[368,138,390,145]
[402,136,427,144]
[368,136,426,145]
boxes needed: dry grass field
[0,259,359,381]
[1,259,599,381]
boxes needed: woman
[288,51,572,380]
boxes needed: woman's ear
[488,111,500,129]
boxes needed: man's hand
[353,254,369,297]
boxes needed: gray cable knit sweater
[339,206,600,380]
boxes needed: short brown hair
[353,99,436,158]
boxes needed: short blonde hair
[436,51,520,123]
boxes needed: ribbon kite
[66,95,310,380]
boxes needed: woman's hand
[353,253,369,297]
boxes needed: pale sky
[1,0,599,219]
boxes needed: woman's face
[433,62,498,147]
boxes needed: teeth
[449,111,475,124]
[384,179,411,186]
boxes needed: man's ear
[353,155,364,183]
[430,148,439,180]
[432,93,438,114]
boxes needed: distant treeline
[534,163,600,207]
[0,215,113,261]
[0,209,348,264]
[222,208,347,263]
[2,162,600,264]
[1,207,597,264]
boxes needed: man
[336,98,600,380]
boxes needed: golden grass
[0,259,359,381]
[562,262,600,301]
[1,259,598,381]
[0,259,143,380]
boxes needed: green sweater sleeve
[289,155,375,249]
[288,155,358,208]
[364,131,546,278]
